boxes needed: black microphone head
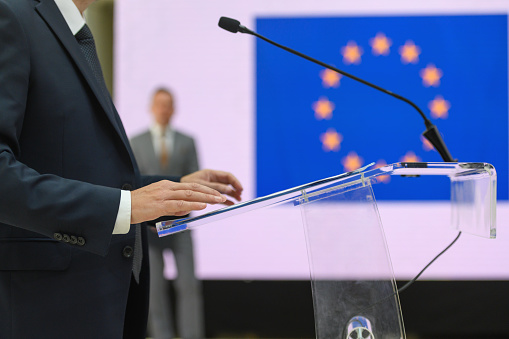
[218,17,241,33]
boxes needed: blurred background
[88,1,509,338]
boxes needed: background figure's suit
[131,129,205,339]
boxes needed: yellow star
[341,151,364,172]
[428,95,451,119]
[420,135,435,151]
[341,41,363,65]
[420,64,443,87]
[400,151,421,163]
[399,40,421,64]
[373,159,390,183]
[320,128,343,152]
[369,32,392,56]
[320,68,342,88]
[312,97,335,120]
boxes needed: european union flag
[256,15,508,200]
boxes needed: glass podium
[157,162,497,339]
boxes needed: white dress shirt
[54,0,131,235]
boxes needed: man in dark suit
[0,0,242,338]
[131,88,204,339]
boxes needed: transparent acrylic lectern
[157,162,496,339]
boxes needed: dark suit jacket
[0,0,174,337]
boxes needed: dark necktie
[75,24,111,101]
[160,132,169,169]
[75,24,142,283]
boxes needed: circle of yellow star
[420,64,443,87]
[341,151,364,172]
[320,68,342,88]
[399,40,421,64]
[420,135,435,151]
[400,151,421,163]
[428,95,451,119]
[374,159,390,183]
[370,32,392,56]
[320,128,343,152]
[341,41,363,65]
[312,97,335,120]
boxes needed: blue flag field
[256,15,508,200]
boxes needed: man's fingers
[180,169,243,203]
[130,180,229,224]
[164,200,206,214]
[165,181,223,197]
[208,170,244,194]
[196,181,241,201]
[223,199,236,207]
[162,187,226,204]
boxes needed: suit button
[77,237,86,246]
[62,234,70,243]
[70,236,78,245]
[122,246,133,258]
[122,183,133,191]
[53,233,63,241]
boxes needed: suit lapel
[34,0,137,171]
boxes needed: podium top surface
[157,162,496,238]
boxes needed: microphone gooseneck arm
[218,17,455,162]
[218,18,463,330]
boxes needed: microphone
[218,17,252,34]
[218,16,455,162]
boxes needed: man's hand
[181,169,243,206]
[130,180,227,224]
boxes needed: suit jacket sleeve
[141,175,180,186]
[0,2,120,257]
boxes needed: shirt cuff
[112,190,131,234]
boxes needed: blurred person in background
[130,88,205,339]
